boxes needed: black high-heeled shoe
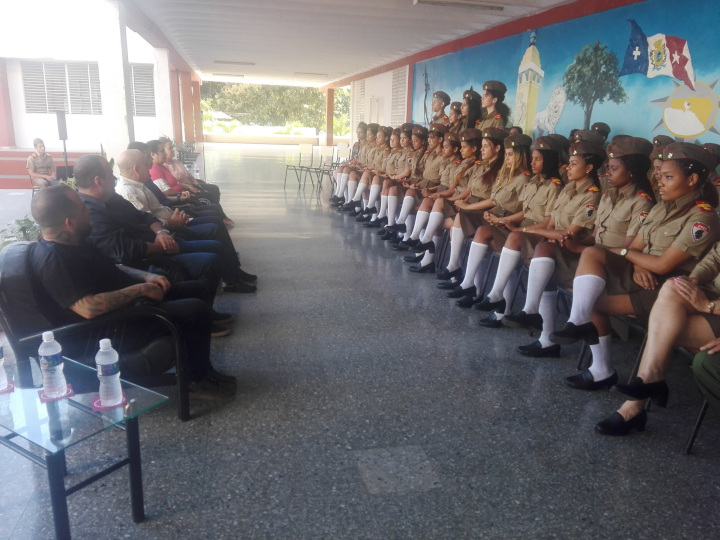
[549,322,599,345]
[611,377,669,407]
[447,285,475,299]
[410,241,435,254]
[595,410,647,436]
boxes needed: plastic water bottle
[39,331,67,398]
[0,345,7,391]
[95,339,122,406]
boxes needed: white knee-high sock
[446,227,465,272]
[538,291,557,347]
[588,335,613,380]
[387,195,398,226]
[487,248,521,302]
[411,211,430,240]
[522,257,556,314]
[336,173,348,198]
[420,212,445,243]
[567,274,607,325]
[367,184,381,208]
[473,252,491,295]
[346,180,358,201]
[432,235,441,252]
[352,182,367,201]
[420,250,434,266]
[378,195,388,218]
[459,242,489,289]
[404,215,415,240]
[396,196,415,225]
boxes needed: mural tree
[563,40,628,129]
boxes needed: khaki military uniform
[490,171,530,218]
[415,151,444,190]
[594,186,655,248]
[551,179,602,241]
[442,158,476,219]
[432,113,450,126]
[449,122,463,134]
[475,113,505,131]
[27,152,54,175]
[438,157,464,191]
[371,146,390,171]
[690,244,720,336]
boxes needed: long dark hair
[487,88,510,126]
[465,97,482,130]
[618,154,656,203]
[538,149,560,180]
[675,158,719,207]
[575,152,604,190]
[481,138,505,186]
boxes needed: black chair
[0,242,191,421]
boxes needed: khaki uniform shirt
[357,141,371,166]
[551,179,602,239]
[467,160,495,200]
[475,113,505,131]
[449,122,463,134]
[381,149,399,175]
[410,150,428,180]
[640,189,720,274]
[521,175,563,225]
[453,158,476,196]
[439,157,463,190]
[27,153,54,175]
[690,243,720,294]
[416,151,444,189]
[432,113,450,126]
[594,185,655,248]
[372,146,390,170]
[490,171,531,217]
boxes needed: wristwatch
[156,228,170,235]
[620,248,628,257]
[708,301,716,314]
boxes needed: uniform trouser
[169,247,222,305]
[184,222,243,283]
[692,351,720,422]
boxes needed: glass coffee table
[0,357,168,540]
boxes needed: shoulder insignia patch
[493,113,501,120]
[585,204,598,219]
[692,222,711,242]
[443,115,448,121]
[551,177,563,186]
[454,159,462,164]
[475,160,483,166]
[587,185,600,192]
[639,211,649,223]
[561,164,568,170]
[696,201,713,212]
[31,153,38,158]
[637,190,652,202]
[385,147,390,152]
[522,170,531,177]
[425,150,431,154]
[475,119,481,127]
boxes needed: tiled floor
[2,143,720,539]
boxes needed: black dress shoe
[380,230,395,241]
[435,267,462,281]
[376,226,389,235]
[341,201,356,211]
[595,410,648,436]
[404,254,423,263]
[611,377,669,407]
[564,369,618,391]
[410,240,435,254]
[477,312,502,326]
[355,214,372,222]
[473,297,506,312]
[391,242,410,251]
[458,296,482,309]
[349,208,363,217]
[447,285,475,299]
[409,262,436,273]
[389,223,406,234]
[222,280,257,293]
[329,195,340,203]
[388,235,401,244]
[365,219,382,228]
[237,268,257,282]
[436,280,458,290]
[502,311,543,331]
[331,197,345,207]
[517,340,561,358]
[550,322,599,345]
[361,205,376,215]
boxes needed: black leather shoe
[473,297,506,312]
[361,205,376,216]
[517,340,561,358]
[409,262,436,273]
[435,267,462,281]
[388,223,406,234]
[237,268,257,282]
[222,280,257,293]
[595,410,647,436]
[458,296,482,309]
[365,219,382,228]
[393,239,419,251]
[404,254,423,263]
[410,240,435,254]
[355,214,372,222]
[550,322,599,345]
[341,201,356,211]
[436,280,459,290]
[388,235,401,245]
[611,377,669,407]
[478,312,503,326]
[502,311,543,331]
[329,195,340,203]
[376,226,390,235]
[564,369,618,391]
[447,285,475,299]
[331,197,345,207]
[380,230,395,241]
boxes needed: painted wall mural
[411,0,720,143]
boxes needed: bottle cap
[99,338,112,349]
[42,331,54,341]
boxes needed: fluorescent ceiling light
[214,60,256,66]
[294,72,329,77]
[413,0,504,10]
[212,73,245,78]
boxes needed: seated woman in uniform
[596,242,720,435]
[551,143,720,391]
[445,133,532,300]
[406,129,482,273]
[502,137,656,358]
[448,102,464,133]
[363,128,404,228]
[475,81,510,131]
[354,126,394,222]
[342,125,389,215]
[434,127,508,283]
[376,124,415,236]
[459,89,483,132]
[331,122,367,204]
[648,135,674,199]
[473,140,604,331]
[338,123,379,209]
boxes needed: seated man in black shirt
[29,185,236,400]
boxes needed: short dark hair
[33,138,44,147]
[128,141,149,153]
[147,139,163,154]
[73,154,107,189]
[31,184,78,229]
[537,149,560,179]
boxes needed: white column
[153,48,174,139]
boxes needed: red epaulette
[425,150,431,154]
[475,119,481,127]
[475,160,483,166]
[637,190,652,202]
[31,153,38,158]
[551,177,563,186]
[522,170,531,177]
[561,164,568,170]
[385,147,390,152]
[454,159,462,164]
[587,185,600,192]
[443,115,448,121]
[696,200,714,212]
[493,113,501,120]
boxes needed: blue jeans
[171,243,222,305]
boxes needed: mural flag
[619,19,695,90]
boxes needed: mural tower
[514,32,544,134]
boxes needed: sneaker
[211,324,231,338]
[222,281,257,293]
[188,375,235,400]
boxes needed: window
[21,61,102,115]
[391,67,407,126]
[353,79,365,124]
[130,63,156,117]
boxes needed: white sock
[396,196,415,225]
[411,211,430,240]
[523,257,556,314]
[378,195,388,218]
[403,215,414,241]
[499,271,519,318]
[459,242,488,289]
[487,248,521,302]
[567,274,607,325]
[538,291,557,348]
[336,173,348,198]
[352,182,367,202]
[432,235,441,253]
[473,253,491,296]
[420,212,445,243]
[367,184,381,207]
[361,198,368,210]
[588,335,613,380]
[446,227,465,272]
[346,180,358,201]
[387,195,398,226]
[420,250,434,266]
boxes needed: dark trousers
[693,351,720,422]
[183,222,243,283]
[169,245,221,305]
[198,183,221,204]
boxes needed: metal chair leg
[684,400,709,455]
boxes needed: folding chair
[303,146,336,190]
[284,144,315,189]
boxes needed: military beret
[547,133,571,152]
[450,102,462,114]
[573,130,605,145]
[357,122,368,129]
[459,128,483,142]
[412,125,429,137]
[378,126,393,138]
[504,133,533,149]
[445,132,460,144]
[664,143,719,172]
[429,123,449,135]
[400,123,414,133]
[483,80,507,96]
[591,122,611,135]
[571,140,608,159]
[482,127,508,143]
[701,143,720,161]
[652,135,674,147]
[533,136,563,154]
[610,134,632,144]
[433,91,450,105]
[463,89,481,102]
[606,137,653,159]
[366,123,380,134]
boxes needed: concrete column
[0,59,16,147]
[192,81,203,142]
[179,71,194,142]
[153,48,174,139]
[325,88,334,147]
[170,70,182,143]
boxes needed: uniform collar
[613,183,638,201]
[570,178,594,194]
[665,188,703,210]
